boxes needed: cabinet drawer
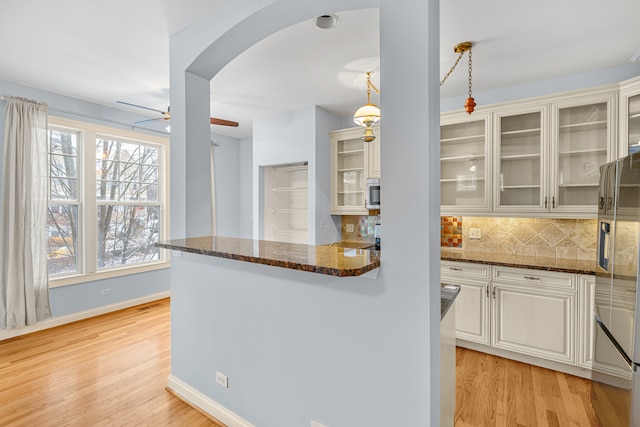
[492,266,576,290]
[441,261,491,280]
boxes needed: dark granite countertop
[441,248,595,275]
[156,236,380,277]
[440,284,461,320]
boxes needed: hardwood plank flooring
[0,298,221,427]
[455,347,602,427]
[1,299,603,426]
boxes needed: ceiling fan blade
[134,117,170,124]
[117,101,169,115]
[210,117,239,127]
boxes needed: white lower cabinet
[442,261,589,373]
[577,274,595,369]
[491,266,576,365]
[441,261,490,346]
[492,280,575,365]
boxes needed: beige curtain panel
[0,96,51,330]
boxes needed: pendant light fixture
[441,41,476,114]
[353,71,381,142]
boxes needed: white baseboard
[167,375,255,427]
[0,291,171,341]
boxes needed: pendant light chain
[440,51,465,86]
[467,47,473,99]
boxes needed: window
[47,117,169,286]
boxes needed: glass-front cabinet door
[620,76,640,157]
[627,94,640,155]
[440,112,491,213]
[330,127,369,215]
[550,92,615,215]
[493,106,548,213]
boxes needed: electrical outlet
[346,224,354,233]
[216,371,228,388]
[311,420,328,427]
[469,228,481,240]
[320,218,325,229]
[100,288,111,296]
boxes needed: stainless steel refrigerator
[593,153,640,426]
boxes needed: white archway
[168,1,443,425]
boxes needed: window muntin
[46,118,168,284]
[47,128,80,275]
[96,137,160,268]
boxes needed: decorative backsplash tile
[341,215,377,243]
[441,216,462,248]
[456,217,598,261]
[342,214,599,263]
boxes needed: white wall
[0,79,170,334]
[252,106,341,244]
[315,107,343,244]
[238,137,254,238]
[441,62,640,114]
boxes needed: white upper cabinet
[492,90,616,216]
[440,111,492,214]
[330,126,380,215]
[493,104,548,213]
[620,76,640,157]
[549,90,617,215]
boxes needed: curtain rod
[1,95,170,137]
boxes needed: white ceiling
[1,0,639,139]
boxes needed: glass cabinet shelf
[558,120,607,131]
[337,149,364,155]
[501,153,541,160]
[441,154,485,162]
[272,186,308,192]
[440,134,484,143]
[500,128,541,137]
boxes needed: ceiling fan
[116,101,239,127]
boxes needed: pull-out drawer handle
[524,276,540,280]
[449,267,462,271]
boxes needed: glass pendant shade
[353,103,381,127]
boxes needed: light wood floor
[455,346,602,427]
[1,298,602,426]
[0,298,221,427]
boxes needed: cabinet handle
[599,197,605,209]
[552,196,556,208]
[449,267,462,271]
[486,286,489,298]
[492,288,496,299]
[544,197,548,208]
[524,276,540,280]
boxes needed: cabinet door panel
[331,128,369,215]
[492,284,575,364]
[494,108,547,213]
[452,281,490,345]
[550,94,615,215]
[440,112,491,213]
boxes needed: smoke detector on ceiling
[315,14,339,30]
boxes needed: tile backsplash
[342,215,599,262]
[441,216,462,248]
[454,217,597,261]
[341,215,378,243]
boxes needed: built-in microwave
[366,178,380,209]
